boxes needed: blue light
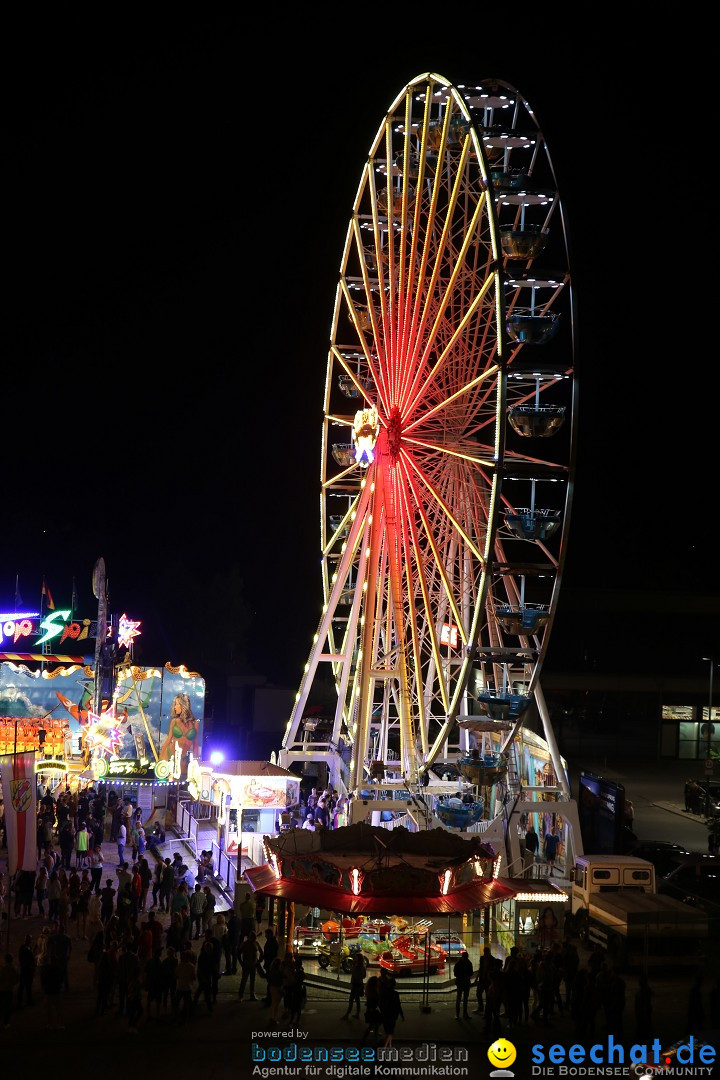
[209,751,224,765]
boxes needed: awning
[243,864,517,915]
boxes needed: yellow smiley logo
[488,1039,517,1069]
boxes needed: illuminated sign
[90,756,169,782]
[0,612,96,648]
[36,609,72,646]
[118,614,141,650]
[237,777,294,809]
[440,623,458,648]
[35,759,70,772]
[0,610,138,649]
[153,759,170,780]
[99,760,155,777]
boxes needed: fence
[175,801,239,901]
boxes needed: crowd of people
[277,785,349,832]
[2,778,718,1043]
[0,778,328,1034]
[451,939,720,1043]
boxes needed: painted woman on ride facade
[159,693,199,771]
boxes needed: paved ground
[1,758,718,1078]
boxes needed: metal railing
[175,802,238,900]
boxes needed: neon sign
[0,613,138,649]
[118,614,141,650]
[0,613,92,647]
[36,609,72,645]
[92,757,158,779]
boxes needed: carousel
[244,819,518,961]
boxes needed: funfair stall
[186,758,300,864]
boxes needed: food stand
[186,758,300,863]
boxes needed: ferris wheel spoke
[400,449,485,565]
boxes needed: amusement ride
[277,72,581,872]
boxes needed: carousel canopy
[244,862,517,915]
[243,822,516,915]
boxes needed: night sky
[5,14,715,695]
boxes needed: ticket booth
[494,880,569,954]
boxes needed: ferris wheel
[279,73,577,802]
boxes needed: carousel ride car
[378,931,448,976]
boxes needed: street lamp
[701,656,715,816]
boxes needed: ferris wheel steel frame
[279,73,577,809]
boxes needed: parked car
[697,779,720,814]
[655,851,720,916]
[625,841,692,876]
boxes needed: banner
[0,751,37,875]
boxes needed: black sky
[5,13,715,689]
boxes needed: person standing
[150,859,163,909]
[17,934,37,1008]
[238,891,255,942]
[116,820,127,866]
[361,975,382,1045]
[174,947,197,1025]
[100,878,116,924]
[88,846,104,895]
[543,827,560,876]
[524,823,539,876]
[160,945,178,1016]
[189,884,206,941]
[342,951,366,1019]
[193,939,216,1014]
[159,858,175,913]
[58,820,75,870]
[453,949,473,1020]
[75,821,90,868]
[474,946,493,1015]
[314,798,329,829]
[48,922,72,992]
[223,909,240,976]
[35,866,49,917]
[137,857,152,912]
[201,886,216,934]
[203,928,222,1005]
[289,956,305,1023]
[378,972,404,1048]
[259,927,279,1004]
[238,930,262,1002]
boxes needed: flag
[41,578,55,611]
[0,751,37,875]
[14,574,23,612]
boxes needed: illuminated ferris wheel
[280,73,577,801]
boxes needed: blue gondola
[435,798,484,829]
